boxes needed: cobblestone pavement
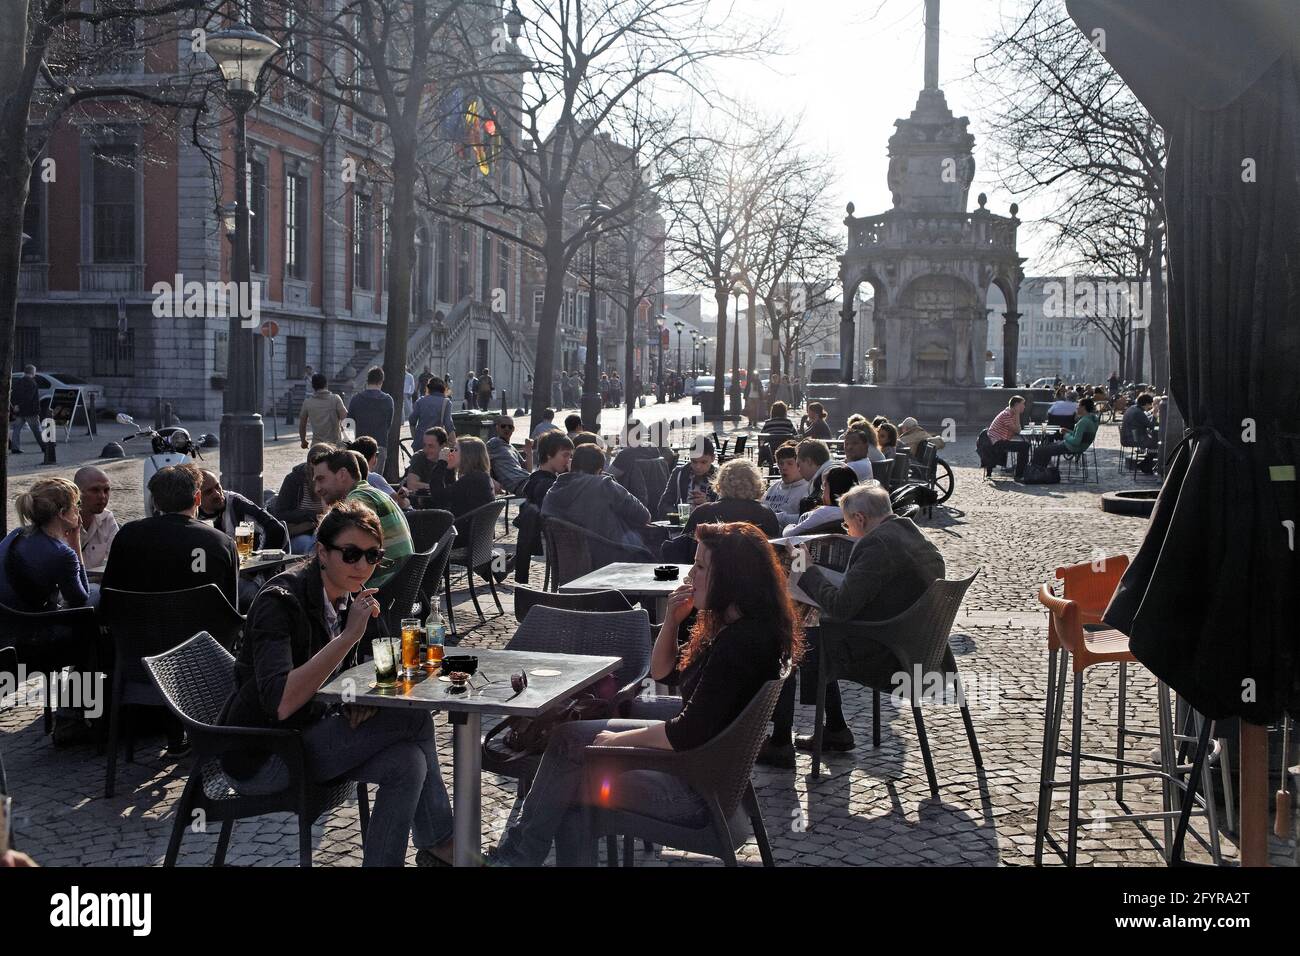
[3,404,1295,867]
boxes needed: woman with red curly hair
[489,522,801,866]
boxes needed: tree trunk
[382,132,417,479]
[1148,228,1168,390]
[745,288,757,380]
[1133,326,1146,384]
[529,238,567,426]
[709,289,728,418]
[0,10,32,534]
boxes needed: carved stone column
[1002,310,1022,387]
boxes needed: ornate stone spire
[924,0,940,91]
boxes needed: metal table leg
[450,711,482,867]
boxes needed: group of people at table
[3,376,958,868]
[982,389,1160,480]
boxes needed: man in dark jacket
[347,366,395,471]
[9,364,45,454]
[272,443,333,553]
[198,469,289,550]
[542,443,653,563]
[103,463,240,609]
[656,437,719,518]
[759,482,945,767]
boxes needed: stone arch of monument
[891,272,983,386]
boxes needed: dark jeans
[231,707,453,867]
[992,439,1030,478]
[772,628,845,738]
[1032,440,1070,467]
[10,415,45,451]
[495,718,708,866]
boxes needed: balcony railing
[847,211,1018,254]
[80,263,143,292]
[19,263,48,294]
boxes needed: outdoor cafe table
[1019,425,1063,446]
[650,519,687,539]
[86,549,298,583]
[315,647,621,867]
[559,562,692,622]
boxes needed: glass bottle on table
[425,608,446,668]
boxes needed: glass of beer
[235,522,254,560]
[400,618,421,677]
[372,637,398,688]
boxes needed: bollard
[154,396,164,430]
[86,394,99,436]
[43,439,57,465]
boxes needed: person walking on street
[476,368,494,411]
[347,366,395,473]
[409,377,456,446]
[463,370,478,410]
[299,373,348,448]
[9,364,46,454]
[402,366,417,422]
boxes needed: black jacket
[201,491,288,551]
[102,513,239,609]
[657,463,719,518]
[11,375,40,416]
[220,560,378,775]
[271,462,318,527]
[543,471,652,562]
[800,516,945,622]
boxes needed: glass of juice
[400,618,421,678]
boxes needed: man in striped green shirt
[312,449,413,589]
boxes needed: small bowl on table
[441,654,479,676]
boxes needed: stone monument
[817,0,1038,428]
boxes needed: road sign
[260,319,280,338]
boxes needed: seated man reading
[758,483,944,767]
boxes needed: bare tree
[976,0,1168,387]
[263,0,479,474]
[428,0,770,427]
[0,0,210,532]
[663,120,795,417]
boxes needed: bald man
[197,469,289,552]
[74,466,118,570]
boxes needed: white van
[808,354,841,384]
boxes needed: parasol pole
[1239,722,1270,866]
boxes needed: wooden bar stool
[1034,585,1223,866]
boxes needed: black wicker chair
[445,499,509,623]
[99,584,245,798]
[810,573,982,793]
[482,606,653,805]
[541,516,653,589]
[143,632,368,867]
[376,545,435,638]
[513,585,632,621]
[405,508,457,626]
[0,602,100,735]
[582,667,789,867]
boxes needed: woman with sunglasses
[221,501,455,867]
[488,522,801,866]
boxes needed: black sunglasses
[325,543,385,565]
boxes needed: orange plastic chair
[1034,585,1221,866]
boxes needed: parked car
[9,371,107,418]
[686,374,731,398]
[1028,377,1056,389]
[984,376,1004,387]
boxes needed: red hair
[680,522,804,669]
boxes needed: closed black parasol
[1067,0,1299,723]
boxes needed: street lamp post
[655,316,666,403]
[206,22,280,505]
[673,321,684,397]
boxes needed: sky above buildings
[669,0,1060,298]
